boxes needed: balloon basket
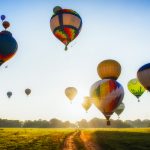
[107,120,111,126]
[65,45,68,51]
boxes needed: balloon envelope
[1,15,6,21]
[25,88,31,96]
[0,31,18,66]
[90,79,124,125]
[127,78,145,102]
[7,91,12,98]
[97,59,121,80]
[65,87,77,101]
[50,7,82,50]
[82,96,92,112]
[137,63,150,91]
[2,21,10,29]
[114,103,125,117]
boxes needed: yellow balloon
[82,96,92,112]
[65,87,77,102]
[127,78,145,102]
[97,59,121,80]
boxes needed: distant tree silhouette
[49,118,63,128]
[0,118,149,128]
[0,119,21,127]
[77,119,89,128]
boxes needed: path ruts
[63,131,77,150]
[80,131,101,150]
[63,130,101,150]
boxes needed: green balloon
[53,6,62,14]
[127,78,145,102]
[114,103,125,117]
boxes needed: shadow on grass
[92,131,150,150]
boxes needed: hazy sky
[0,0,150,122]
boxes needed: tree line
[0,118,150,128]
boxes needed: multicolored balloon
[82,96,92,112]
[0,16,18,66]
[90,79,124,125]
[137,63,150,91]
[127,78,145,102]
[0,31,18,66]
[25,88,31,96]
[97,59,121,80]
[65,87,77,102]
[7,91,12,98]
[114,103,125,118]
[50,6,82,50]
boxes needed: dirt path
[80,131,101,150]
[63,131,77,150]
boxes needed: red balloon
[2,21,10,29]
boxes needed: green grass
[0,128,150,150]
[83,128,150,150]
[0,128,75,150]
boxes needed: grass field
[0,128,150,150]
[0,128,75,150]
[83,128,150,150]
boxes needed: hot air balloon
[137,63,150,91]
[7,91,12,98]
[50,6,82,50]
[2,21,10,30]
[0,16,18,66]
[1,15,6,21]
[90,79,124,125]
[127,78,145,102]
[114,103,125,118]
[25,88,31,96]
[65,87,77,102]
[82,96,92,112]
[97,59,121,80]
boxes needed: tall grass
[0,128,75,150]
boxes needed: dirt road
[63,131,77,150]
[63,130,101,150]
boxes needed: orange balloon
[97,59,121,80]
[2,21,10,29]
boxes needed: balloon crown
[53,6,79,16]
[1,15,10,30]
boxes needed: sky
[0,0,150,122]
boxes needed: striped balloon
[50,6,82,50]
[90,79,124,125]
